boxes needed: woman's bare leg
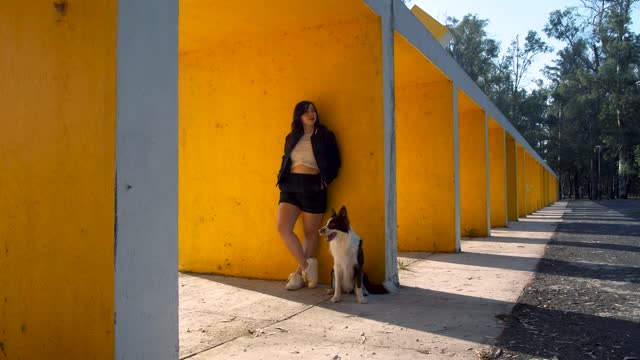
[277,202,307,272]
[298,212,324,272]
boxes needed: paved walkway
[178,201,576,359]
[494,200,640,359]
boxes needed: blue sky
[405,0,640,89]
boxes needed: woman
[276,100,341,290]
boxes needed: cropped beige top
[290,133,319,170]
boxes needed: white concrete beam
[114,0,178,358]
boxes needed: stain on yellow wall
[458,107,488,237]
[0,2,116,358]
[179,3,387,283]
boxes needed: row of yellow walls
[1,1,560,358]
[177,1,560,283]
[177,0,564,286]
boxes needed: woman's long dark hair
[290,100,321,134]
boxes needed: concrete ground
[179,202,567,359]
[494,200,640,359]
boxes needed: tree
[445,14,502,95]
[444,5,640,198]
[544,0,640,198]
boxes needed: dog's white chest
[329,230,360,292]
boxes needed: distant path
[495,200,640,360]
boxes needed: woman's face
[300,104,317,128]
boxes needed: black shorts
[278,173,327,214]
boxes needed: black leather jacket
[276,124,341,188]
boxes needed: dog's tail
[363,273,399,294]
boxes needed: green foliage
[444,1,640,198]
[635,145,640,170]
[445,14,501,93]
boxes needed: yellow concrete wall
[537,163,542,210]
[178,3,387,283]
[530,160,540,212]
[525,153,535,214]
[517,145,526,218]
[0,2,116,359]
[531,162,540,211]
[545,171,553,205]
[488,124,506,227]
[505,135,518,221]
[394,31,455,252]
[543,171,549,206]
[544,169,549,206]
[537,164,543,209]
[458,107,488,237]
[410,5,450,42]
[396,81,456,251]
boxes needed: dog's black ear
[331,208,336,217]
[338,206,347,217]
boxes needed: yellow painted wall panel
[537,164,542,209]
[0,2,116,358]
[537,164,542,210]
[532,163,537,211]
[410,6,450,42]
[179,19,386,283]
[544,171,549,206]
[517,146,526,218]
[525,153,535,215]
[459,109,488,237]
[489,127,506,227]
[396,82,456,252]
[505,135,518,221]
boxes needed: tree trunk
[590,156,597,200]
[618,145,632,199]
[574,170,580,199]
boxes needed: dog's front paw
[356,296,367,304]
[330,295,341,303]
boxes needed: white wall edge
[383,0,399,287]
[453,85,461,251]
[114,0,179,358]
[485,112,491,234]
[502,129,509,225]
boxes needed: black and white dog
[318,206,397,303]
